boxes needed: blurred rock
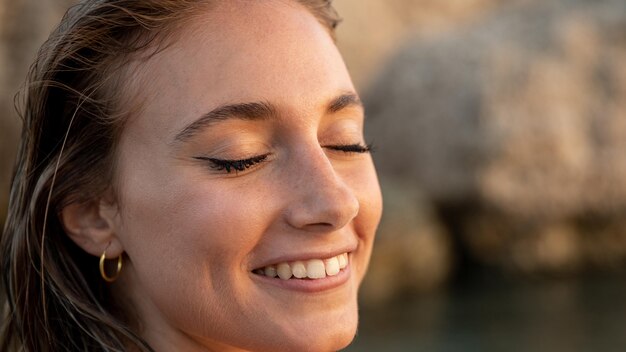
[365,0,626,276]
[335,0,511,88]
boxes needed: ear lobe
[60,199,124,258]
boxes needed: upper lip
[250,244,357,271]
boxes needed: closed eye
[323,143,373,154]
[194,143,371,174]
[194,154,269,173]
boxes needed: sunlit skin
[96,1,382,351]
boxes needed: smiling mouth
[253,253,349,280]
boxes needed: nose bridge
[285,146,359,231]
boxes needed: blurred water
[346,274,626,352]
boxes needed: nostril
[303,222,336,232]
[314,222,333,227]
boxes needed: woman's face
[110,1,382,351]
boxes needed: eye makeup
[323,143,373,154]
[194,142,372,174]
[194,154,269,173]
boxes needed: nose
[284,147,360,232]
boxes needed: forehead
[123,0,353,141]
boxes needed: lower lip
[251,263,352,293]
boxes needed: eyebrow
[328,92,362,113]
[173,92,363,144]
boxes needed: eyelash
[324,143,373,154]
[195,154,269,173]
[196,143,372,174]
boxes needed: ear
[60,198,124,258]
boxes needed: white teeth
[306,259,326,279]
[256,253,349,280]
[264,266,277,278]
[338,253,347,269]
[277,263,292,280]
[324,257,340,276]
[291,261,307,279]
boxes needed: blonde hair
[0,1,340,350]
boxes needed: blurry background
[2,0,626,351]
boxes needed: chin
[280,306,359,352]
[275,325,357,352]
[242,304,359,352]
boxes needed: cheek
[347,157,383,233]
[338,158,382,282]
[114,165,275,323]
[118,173,272,273]
[345,160,383,280]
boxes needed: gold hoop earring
[99,250,122,283]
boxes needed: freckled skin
[109,1,382,351]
